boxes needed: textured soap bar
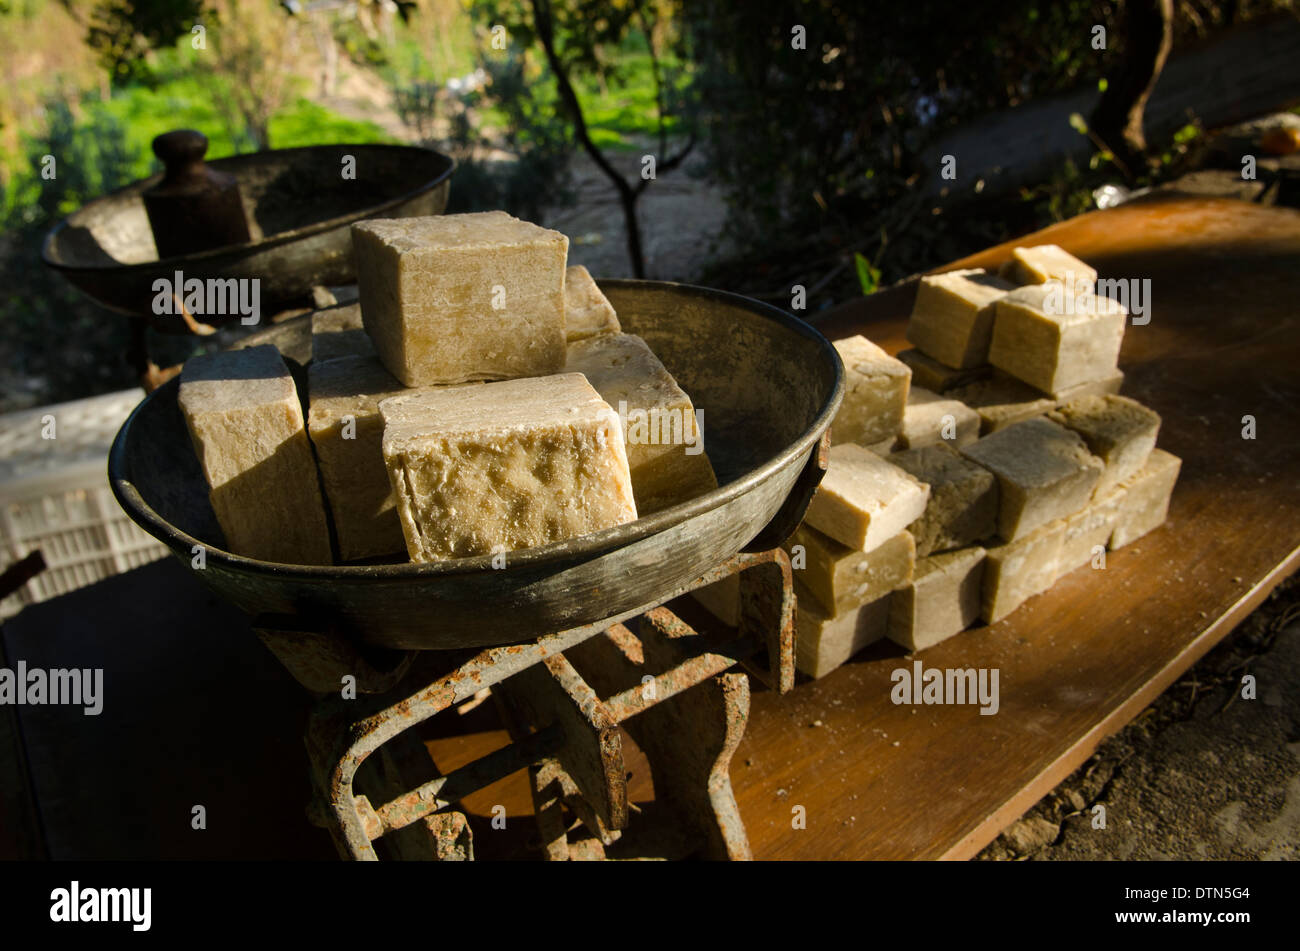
[898,386,981,450]
[947,376,1057,433]
[786,525,915,615]
[306,355,409,561]
[1059,488,1127,574]
[830,335,911,445]
[795,582,892,679]
[1109,448,1181,549]
[999,244,1097,293]
[353,212,568,386]
[897,348,991,393]
[888,546,986,651]
[564,265,621,341]
[1049,394,1160,498]
[804,443,929,552]
[380,373,637,561]
[889,443,998,557]
[310,303,374,364]
[988,283,1126,394]
[907,268,1017,368]
[1049,370,1124,403]
[178,345,332,565]
[981,519,1066,623]
[566,332,716,514]
[961,417,1103,541]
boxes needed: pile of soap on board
[693,244,1181,679]
[177,211,717,566]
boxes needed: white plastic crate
[0,389,170,619]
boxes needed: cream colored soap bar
[960,417,1103,541]
[981,519,1066,623]
[988,283,1126,394]
[889,443,998,557]
[564,265,621,341]
[999,244,1097,293]
[178,345,332,565]
[306,355,409,561]
[1050,370,1123,403]
[566,332,716,514]
[1059,488,1127,574]
[907,268,1017,368]
[795,582,892,679]
[1109,448,1181,549]
[1049,394,1160,499]
[830,335,911,445]
[897,348,991,393]
[804,443,929,552]
[785,525,915,615]
[380,373,637,562]
[888,546,986,651]
[898,386,981,450]
[310,303,374,364]
[353,212,568,386]
[947,376,1057,433]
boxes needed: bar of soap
[889,444,998,557]
[785,525,915,615]
[804,443,929,552]
[1059,488,1127,574]
[353,212,568,386]
[998,244,1097,294]
[988,283,1126,394]
[795,582,892,679]
[897,348,992,393]
[1109,448,1181,549]
[947,376,1057,433]
[981,519,1067,623]
[898,386,981,450]
[830,335,911,445]
[306,355,409,561]
[178,345,333,565]
[1048,394,1160,498]
[564,265,621,341]
[888,546,986,651]
[907,268,1017,368]
[1049,370,1124,403]
[311,304,374,364]
[960,417,1103,541]
[380,373,637,561]
[565,333,717,514]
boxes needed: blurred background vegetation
[1,0,1297,409]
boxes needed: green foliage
[84,0,208,85]
[853,252,880,296]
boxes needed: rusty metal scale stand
[255,549,796,861]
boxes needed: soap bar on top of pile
[988,283,1127,394]
[888,443,998,557]
[907,268,1017,369]
[311,303,374,364]
[794,583,893,679]
[888,546,986,651]
[960,417,1103,541]
[1049,394,1160,499]
[564,265,621,341]
[898,386,981,450]
[784,524,915,615]
[830,335,911,446]
[897,348,991,394]
[565,332,716,514]
[306,355,409,561]
[981,519,1067,622]
[353,212,568,386]
[178,345,332,565]
[379,372,637,562]
[998,244,1097,293]
[1109,448,1181,549]
[804,443,929,552]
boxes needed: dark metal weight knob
[143,130,252,258]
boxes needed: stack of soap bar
[311,303,374,364]
[981,519,1067,622]
[565,333,717,514]
[804,443,929,551]
[960,417,1103,541]
[353,211,568,386]
[1109,448,1181,549]
[897,348,991,393]
[906,268,1017,368]
[988,283,1126,394]
[888,546,986,651]
[178,345,333,565]
[947,376,1057,433]
[1060,488,1127,573]
[889,444,998,557]
[785,524,915,615]
[380,373,637,561]
[306,355,409,561]
[1049,394,1160,498]
[795,583,892,679]
[564,265,621,341]
[830,336,911,445]
[999,244,1097,294]
[897,386,981,450]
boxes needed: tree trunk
[1090,0,1175,179]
